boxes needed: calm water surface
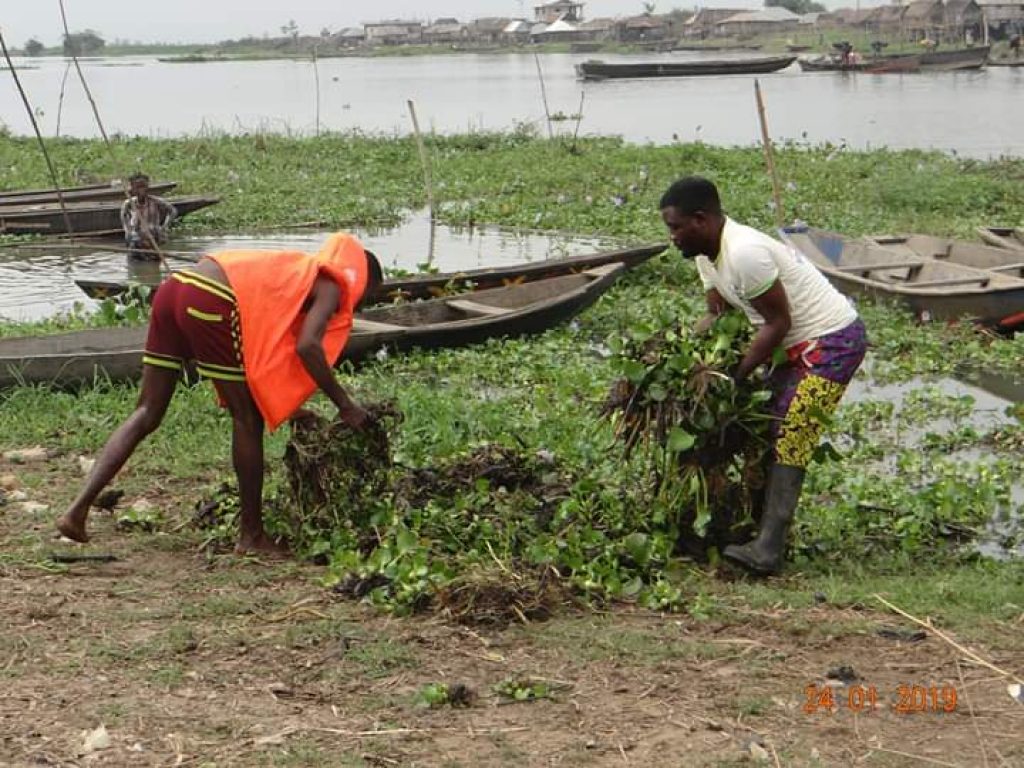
[0,211,611,321]
[1,52,1022,157]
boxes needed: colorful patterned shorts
[768,319,868,468]
[143,271,245,382]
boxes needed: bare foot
[234,533,290,559]
[56,514,89,543]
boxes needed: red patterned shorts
[143,271,245,382]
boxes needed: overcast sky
[2,0,841,47]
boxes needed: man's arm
[120,199,132,237]
[694,287,726,335]
[734,280,791,382]
[295,275,369,430]
[157,197,177,231]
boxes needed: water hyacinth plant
[604,312,775,553]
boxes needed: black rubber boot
[723,463,805,575]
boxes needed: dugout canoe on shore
[780,226,1024,330]
[977,226,1024,252]
[575,55,796,80]
[0,197,219,237]
[0,181,176,208]
[74,242,666,302]
[0,264,624,389]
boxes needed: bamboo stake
[406,99,435,224]
[0,28,74,237]
[570,89,586,151]
[312,46,321,137]
[533,50,554,140]
[55,60,71,137]
[874,594,1024,685]
[57,0,116,158]
[753,79,784,228]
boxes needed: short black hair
[129,172,150,184]
[362,249,383,304]
[659,176,722,215]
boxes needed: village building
[682,8,747,38]
[578,17,616,41]
[617,14,672,41]
[534,1,585,24]
[902,0,948,38]
[423,18,468,44]
[333,27,366,48]
[944,0,984,40]
[502,19,533,43]
[977,0,1024,40]
[468,17,512,44]
[717,7,801,36]
[363,20,423,46]
[532,17,584,42]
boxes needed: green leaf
[667,427,696,453]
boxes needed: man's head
[659,176,725,259]
[358,250,383,310]
[129,172,150,201]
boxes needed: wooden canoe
[867,233,1024,276]
[0,264,624,389]
[0,181,176,207]
[0,197,219,237]
[74,242,666,302]
[799,46,989,73]
[575,55,796,81]
[779,226,1024,330]
[977,226,1024,252]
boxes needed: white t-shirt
[694,218,857,349]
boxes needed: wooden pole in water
[0,28,74,238]
[57,0,117,161]
[533,50,554,140]
[754,79,785,228]
[312,46,321,138]
[406,99,435,224]
[55,60,71,137]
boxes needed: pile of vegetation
[189,313,784,621]
[603,312,775,558]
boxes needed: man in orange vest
[56,234,383,556]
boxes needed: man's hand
[337,402,371,432]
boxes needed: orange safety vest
[211,233,369,431]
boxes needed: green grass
[1,133,1022,632]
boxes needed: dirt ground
[1,456,1022,768]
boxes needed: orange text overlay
[803,684,958,715]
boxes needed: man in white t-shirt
[659,176,868,575]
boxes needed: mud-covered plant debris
[282,402,401,549]
[435,563,567,628]
[603,312,775,552]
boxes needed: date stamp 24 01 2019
[804,684,958,715]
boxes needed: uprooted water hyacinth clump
[602,312,775,556]
[232,408,688,617]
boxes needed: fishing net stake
[754,79,785,228]
[0,28,74,237]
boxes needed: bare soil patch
[1,456,1022,768]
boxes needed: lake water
[0,211,612,321]
[1,52,1022,158]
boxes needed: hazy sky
[4,0,813,47]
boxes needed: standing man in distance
[659,176,868,575]
[120,172,177,259]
